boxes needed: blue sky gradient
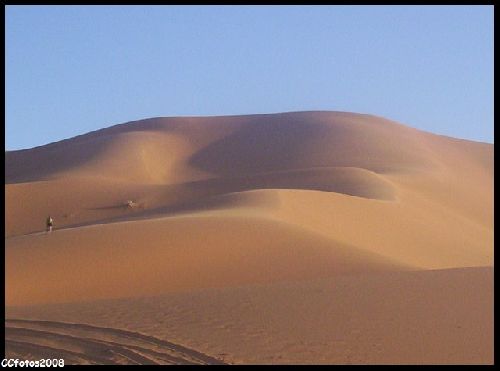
[5,5,493,150]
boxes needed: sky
[5,5,494,150]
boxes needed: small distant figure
[46,215,54,233]
[126,200,139,209]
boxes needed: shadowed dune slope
[7,111,491,185]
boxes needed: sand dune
[5,111,493,364]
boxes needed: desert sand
[5,111,493,364]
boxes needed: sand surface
[5,111,493,364]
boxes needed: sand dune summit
[5,111,493,364]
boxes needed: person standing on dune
[46,215,54,233]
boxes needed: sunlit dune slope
[6,212,413,306]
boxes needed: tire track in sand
[5,319,228,365]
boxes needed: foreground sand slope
[6,267,493,364]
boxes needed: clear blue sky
[5,5,493,150]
